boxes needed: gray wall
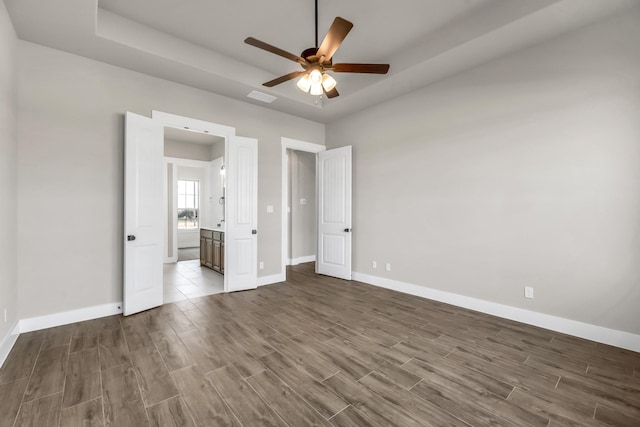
[326,9,640,334]
[0,1,18,341]
[16,41,324,319]
[210,141,224,161]
[164,139,213,162]
[289,150,316,260]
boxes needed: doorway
[280,138,353,283]
[162,126,226,302]
[124,111,258,316]
[286,149,317,267]
[280,138,325,281]
[162,127,225,263]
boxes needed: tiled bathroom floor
[163,259,224,302]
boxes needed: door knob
[252,230,257,235]
[344,228,352,232]
[127,235,136,241]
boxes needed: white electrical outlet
[524,286,534,299]
[266,205,274,213]
[385,263,391,272]
[259,261,264,270]
[300,198,307,205]
[372,261,377,269]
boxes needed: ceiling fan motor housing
[301,47,318,59]
[301,47,332,68]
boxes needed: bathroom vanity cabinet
[200,228,224,274]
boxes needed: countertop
[200,226,225,233]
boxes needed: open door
[225,135,258,292]
[317,146,352,280]
[124,112,164,315]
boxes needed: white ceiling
[5,0,637,123]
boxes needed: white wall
[209,157,224,227]
[0,1,18,344]
[16,41,324,319]
[326,9,640,334]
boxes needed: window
[177,180,199,229]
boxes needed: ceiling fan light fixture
[296,74,312,92]
[309,68,323,84]
[310,83,324,96]
[321,73,337,92]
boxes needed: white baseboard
[352,272,640,353]
[19,302,123,334]
[0,321,20,369]
[258,273,285,287]
[289,255,316,266]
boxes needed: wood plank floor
[1,262,639,426]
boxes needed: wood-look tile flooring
[1,263,639,426]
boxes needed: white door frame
[153,111,236,266]
[280,137,325,282]
[152,111,236,291]
[152,111,236,138]
[163,161,178,263]
[163,156,216,264]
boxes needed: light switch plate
[524,286,534,299]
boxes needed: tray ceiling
[5,0,637,123]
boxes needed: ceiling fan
[244,0,390,98]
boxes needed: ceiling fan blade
[331,63,390,74]
[245,37,306,64]
[325,87,339,98]
[263,71,306,87]
[316,17,353,62]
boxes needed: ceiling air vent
[247,90,277,104]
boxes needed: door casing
[280,139,354,283]
[280,138,326,282]
[123,111,258,315]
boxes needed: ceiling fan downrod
[315,0,319,48]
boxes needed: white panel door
[317,146,352,280]
[225,136,258,292]
[124,112,164,315]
